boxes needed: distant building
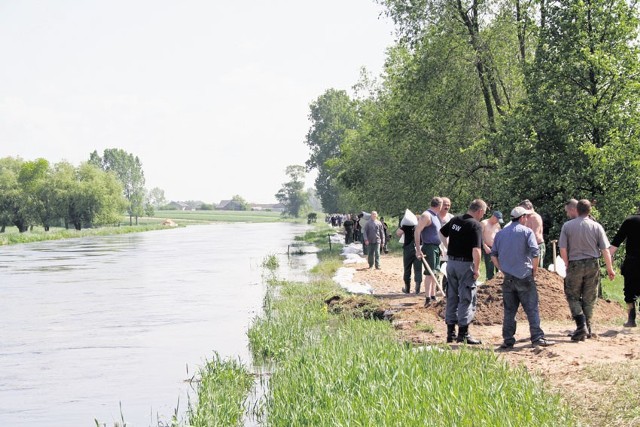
[166,201,190,211]
[217,200,245,211]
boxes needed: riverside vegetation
[190,227,574,426]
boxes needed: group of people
[391,196,637,349]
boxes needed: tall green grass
[187,353,254,427]
[248,276,575,426]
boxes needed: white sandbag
[332,267,373,294]
[341,243,363,256]
[400,209,418,226]
[399,234,405,244]
[555,256,567,278]
[343,253,367,264]
[359,211,371,228]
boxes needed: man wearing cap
[491,207,555,349]
[481,211,503,281]
[559,199,615,341]
[610,203,640,327]
[440,199,486,344]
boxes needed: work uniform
[419,209,442,277]
[440,214,483,327]
[559,216,610,325]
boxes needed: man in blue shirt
[491,206,555,349]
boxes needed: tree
[90,149,146,225]
[491,0,640,235]
[231,194,250,211]
[305,89,359,213]
[147,187,166,209]
[275,165,308,218]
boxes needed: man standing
[438,197,455,294]
[415,197,443,305]
[610,203,640,327]
[520,200,545,267]
[565,199,578,219]
[491,207,554,349]
[396,211,422,294]
[559,199,615,341]
[364,211,385,270]
[481,211,503,281]
[440,199,486,344]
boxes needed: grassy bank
[0,223,168,246]
[191,227,574,426]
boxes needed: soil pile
[473,269,626,325]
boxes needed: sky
[0,1,395,204]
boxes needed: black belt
[449,256,473,262]
[569,258,598,264]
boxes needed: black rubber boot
[415,282,421,294]
[456,325,482,345]
[624,303,637,327]
[446,324,457,343]
[402,284,410,294]
[571,314,588,342]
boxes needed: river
[0,223,317,426]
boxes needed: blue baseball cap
[493,211,504,223]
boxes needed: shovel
[420,257,445,296]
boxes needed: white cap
[510,206,533,219]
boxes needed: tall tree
[90,149,146,225]
[493,0,640,234]
[275,165,308,218]
[305,89,359,213]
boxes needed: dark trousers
[402,245,423,289]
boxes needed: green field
[148,209,290,224]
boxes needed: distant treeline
[0,148,151,232]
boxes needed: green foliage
[90,148,146,225]
[261,254,279,270]
[188,353,254,427]
[231,194,250,211]
[275,165,308,218]
[304,1,640,239]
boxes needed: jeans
[502,274,544,345]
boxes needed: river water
[0,223,317,426]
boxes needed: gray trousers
[445,260,477,326]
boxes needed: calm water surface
[0,223,316,426]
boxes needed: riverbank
[191,227,577,425]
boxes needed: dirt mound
[473,269,626,325]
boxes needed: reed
[187,353,254,427]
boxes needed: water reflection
[0,223,316,426]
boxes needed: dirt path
[346,252,640,418]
